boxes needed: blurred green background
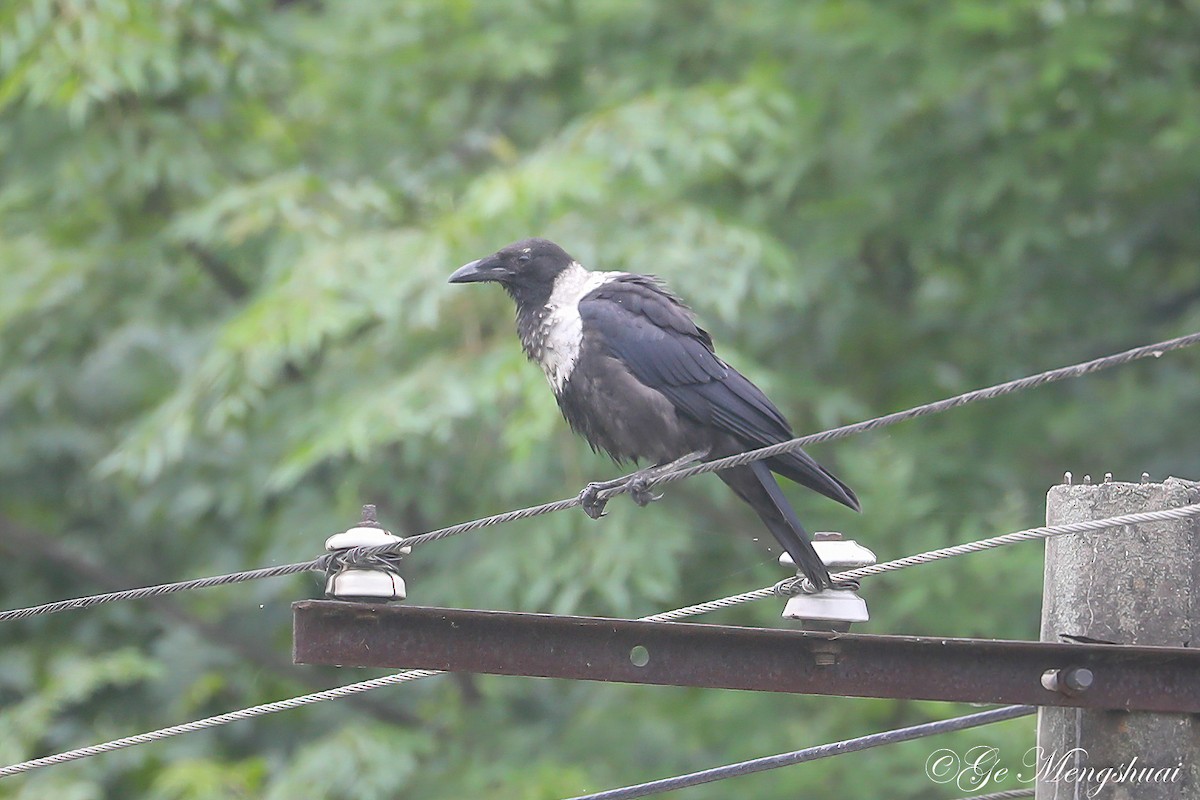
[2,1,1199,798]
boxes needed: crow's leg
[579,450,708,519]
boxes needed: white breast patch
[536,263,622,392]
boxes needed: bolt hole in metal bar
[629,645,650,667]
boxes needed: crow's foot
[577,450,708,519]
[580,481,614,519]
[626,475,661,507]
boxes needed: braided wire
[0,671,441,779]
[563,705,1036,800]
[0,561,319,623]
[387,496,584,549]
[646,503,1200,619]
[639,331,1200,490]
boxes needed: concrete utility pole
[1038,476,1200,799]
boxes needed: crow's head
[449,238,577,304]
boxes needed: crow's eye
[517,254,531,264]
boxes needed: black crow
[449,238,860,589]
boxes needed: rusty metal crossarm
[293,601,1200,713]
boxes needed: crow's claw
[578,450,707,519]
[627,476,662,507]
[580,483,610,519]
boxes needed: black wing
[579,275,859,511]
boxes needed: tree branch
[185,241,251,300]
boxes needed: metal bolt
[359,504,380,527]
[814,531,843,541]
[1083,474,1092,485]
[1141,472,1151,483]
[1065,668,1094,692]
[1104,472,1113,484]
[1041,666,1094,696]
[1063,471,1073,485]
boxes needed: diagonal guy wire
[562,705,1036,800]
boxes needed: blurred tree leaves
[2,1,1199,797]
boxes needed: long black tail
[717,460,832,589]
[768,449,860,512]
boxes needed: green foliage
[2,1,1198,797]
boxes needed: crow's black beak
[448,257,503,284]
